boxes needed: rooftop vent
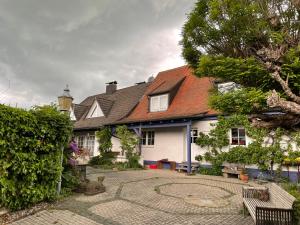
[147,76,154,83]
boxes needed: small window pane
[147,131,155,145]
[191,129,198,144]
[159,95,168,110]
[150,96,159,112]
[231,128,238,137]
[231,137,239,145]
[78,136,84,149]
[239,138,246,145]
[142,131,147,145]
[239,128,245,137]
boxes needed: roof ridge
[74,103,88,107]
[79,82,148,105]
[157,65,189,74]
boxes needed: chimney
[106,81,117,94]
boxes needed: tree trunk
[267,90,300,115]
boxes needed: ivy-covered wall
[195,115,300,176]
[0,105,72,210]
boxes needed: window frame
[77,135,85,149]
[191,128,198,144]
[141,131,155,146]
[86,135,95,156]
[231,128,246,146]
[149,94,169,112]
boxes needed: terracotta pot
[240,174,249,183]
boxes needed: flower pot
[240,174,249,183]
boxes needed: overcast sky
[0,0,196,108]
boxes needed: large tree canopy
[181,0,300,128]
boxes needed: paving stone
[11,209,101,225]
[11,169,256,225]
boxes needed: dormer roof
[121,65,217,123]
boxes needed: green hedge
[0,105,72,210]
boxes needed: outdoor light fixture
[58,85,73,112]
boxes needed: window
[150,94,168,112]
[147,131,155,145]
[86,100,104,118]
[191,129,198,143]
[77,136,85,149]
[142,131,147,145]
[231,128,246,145]
[141,131,155,146]
[86,135,95,156]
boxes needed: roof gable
[96,97,114,117]
[70,107,76,121]
[74,82,149,130]
[86,99,104,118]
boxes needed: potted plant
[240,167,249,182]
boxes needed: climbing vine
[196,114,300,172]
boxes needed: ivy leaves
[96,127,112,154]
[195,115,300,171]
[0,105,72,210]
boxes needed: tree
[181,0,300,128]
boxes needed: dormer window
[150,94,168,112]
[86,100,104,118]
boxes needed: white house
[71,65,299,179]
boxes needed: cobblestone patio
[11,169,256,225]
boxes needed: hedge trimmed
[0,105,72,210]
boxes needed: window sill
[230,144,246,146]
[142,145,155,148]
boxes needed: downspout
[187,120,192,174]
[138,123,142,155]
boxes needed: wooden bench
[176,162,200,172]
[243,183,295,225]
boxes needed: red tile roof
[122,65,217,123]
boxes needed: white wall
[141,127,186,162]
[191,119,253,161]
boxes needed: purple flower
[68,158,77,166]
[69,141,79,154]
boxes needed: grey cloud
[0,0,196,108]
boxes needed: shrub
[89,152,115,166]
[116,125,142,168]
[198,165,222,176]
[281,183,300,224]
[127,154,142,169]
[0,105,72,210]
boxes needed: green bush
[198,165,222,176]
[89,152,115,166]
[127,154,142,169]
[0,105,72,210]
[282,183,300,224]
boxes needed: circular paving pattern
[120,177,244,215]
[158,183,232,208]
